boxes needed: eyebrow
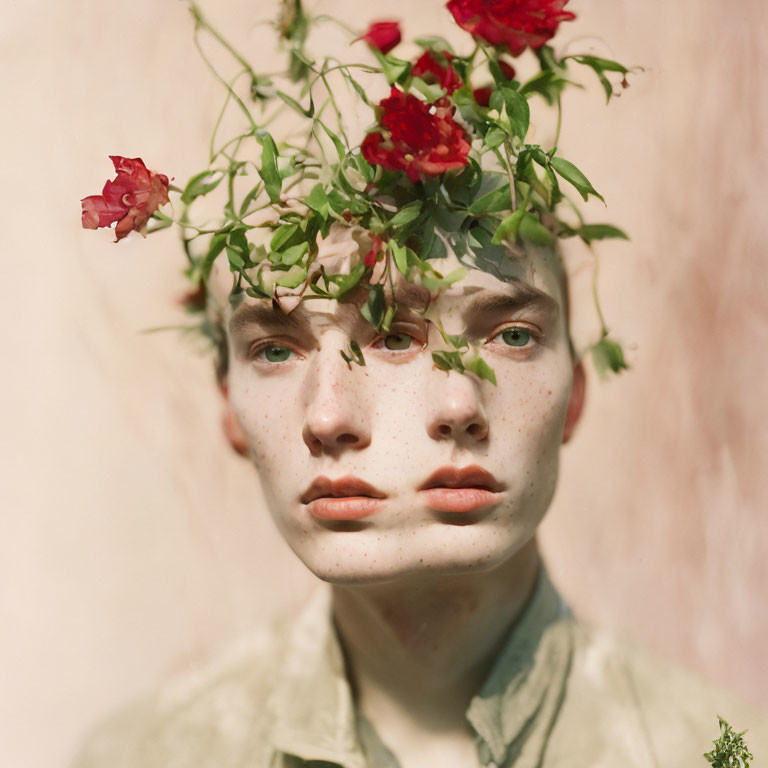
[461,282,559,326]
[228,301,309,337]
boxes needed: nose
[301,342,372,456]
[426,370,489,442]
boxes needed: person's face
[221,243,583,584]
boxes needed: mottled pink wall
[1,2,765,767]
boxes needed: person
[74,3,766,765]
[72,226,766,768]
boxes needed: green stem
[553,94,563,151]
[502,144,517,210]
[193,27,258,133]
[189,2,257,81]
[590,246,608,337]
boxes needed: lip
[301,475,386,521]
[417,465,505,513]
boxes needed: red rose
[361,88,471,183]
[411,50,463,94]
[357,20,402,54]
[446,0,575,56]
[81,156,170,241]
[472,85,494,106]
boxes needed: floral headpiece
[81,0,635,380]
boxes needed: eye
[499,327,532,347]
[373,332,415,351]
[255,343,296,363]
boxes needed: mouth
[417,465,505,513]
[301,475,387,521]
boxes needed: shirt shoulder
[547,620,767,768]
[72,619,292,768]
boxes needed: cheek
[488,361,573,458]
[228,370,303,466]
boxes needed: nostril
[467,423,485,438]
[438,424,452,437]
[337,433,360,445]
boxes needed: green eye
[500,327,531,347]
[262,344,293,362]
[383,333,413,350]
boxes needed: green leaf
[390,242,419,277]
[519,70,569,105]
[276,89,314,117]
[200,227,231,282]
[270,224,300,251]
[390,200,423,228]
[181,170,225,205]
[550,156,604,203]
[484,127,508,149]
[382,304,396,333]
[576,224,629,243]
[256,131,282,203]
[372,49,412,85]
[591,337,628,377]
[464,354,497,385]
[410,76,446,103]
[568,55,629,104]
[413,36,455,54]
[445,334,468,350]
[329,262,366,298]
[361,284,386,330]
[275,264,307,288]
[492,208,525,244]
[340,340,366,368]
[519,212,554,246]
[432,350,464,373]
[226,228,250,270]
[704,717,754,768]
[239,182,263,216]
[469,183,512,214]
[277,242,309,266]
[339,67,373,106]
[489,86,530,141]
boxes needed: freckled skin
[222,244,578,585]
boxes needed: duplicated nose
[301,349,371,456]
[426,371,489,442]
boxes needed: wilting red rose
[357,20,402,54]
[411,50,462,94]
[81,156,170,241]
[361,88,471,183]
[446,0,575,56]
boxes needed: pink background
[2,1,766,766]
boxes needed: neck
[331,538,541,733]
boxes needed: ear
[220,380,249,457]
[562,360,586,444]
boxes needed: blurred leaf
[390,200,423,228]
[492,208,525,244]
[276,89,314,117]
[465,354,497,385]
[275,264,307,287]
[270,223,300,251]
[519,212,554,245]
[361,284,386,330]
[432,350,464,373]
[591,337,628,377]
[256,130,282,202]
[372,49,411,85]
[181,170,225,205]
[576,224,629,243]
[550,156,604,203]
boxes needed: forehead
[225,244,565,333]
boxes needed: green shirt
[74,569,766,768]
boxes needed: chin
[288,522,540,586]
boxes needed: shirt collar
[266,567,573,768]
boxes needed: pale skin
[216,239,585,768]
